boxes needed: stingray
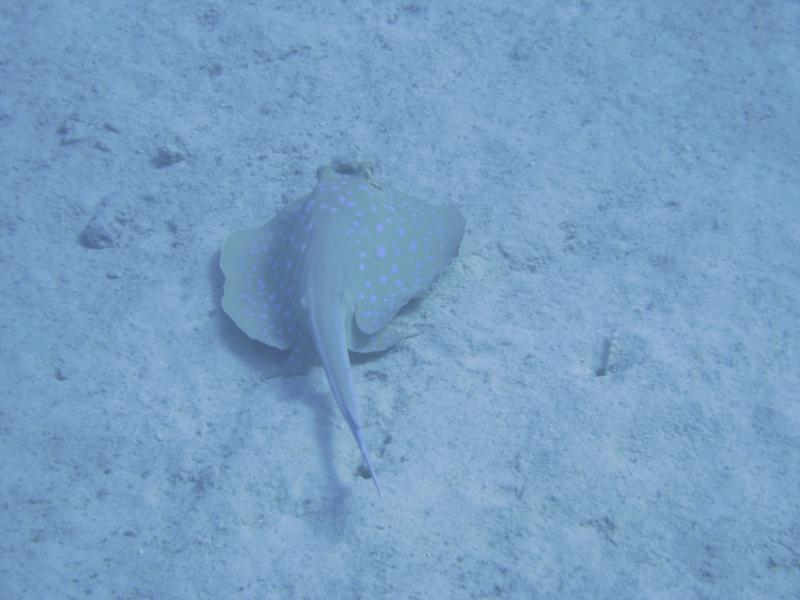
[220,159,465,494]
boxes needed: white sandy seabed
[1,2,798,599]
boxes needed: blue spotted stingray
[220,160,465,493]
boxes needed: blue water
[1,2,798,599]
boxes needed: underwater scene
[1,2,798,599]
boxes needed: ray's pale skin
[220,160,465,493]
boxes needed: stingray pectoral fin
[309,302,381,495]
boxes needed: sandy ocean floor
[1,2,799,599]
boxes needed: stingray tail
[309,303,381,496]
